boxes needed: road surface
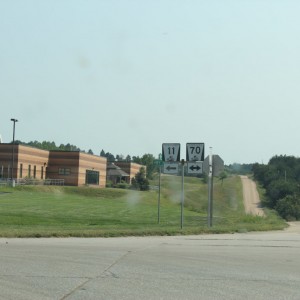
[1,230,300,300]
[240,175,265,216]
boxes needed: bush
[115,182,130,189]
[265,179,297,208]
[106,180,113,188]
[275,195,300,221]
[131,167,150,191]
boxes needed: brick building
[0,144,107,187]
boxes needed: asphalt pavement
[1,227,300,300]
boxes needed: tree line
[252,155,300,220]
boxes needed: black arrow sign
[189,165,201,171]
[166,166,177,171]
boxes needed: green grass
[0,175,287,237]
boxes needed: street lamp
[10,118,18,187]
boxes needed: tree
[218,171,228,185]
[100,149,106,157]
[140,154,156,179]
[132,156,141,164]
[252,155,300,217]
[275,195,300,221]
[265,179,297,208]
[106,152,115,161]
[116,154,125,161]
[131,167,150,191]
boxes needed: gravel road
[240,175,265,216]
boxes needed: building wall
[0,144,49,180]
[0,144,107,187]
[0,143,14,179]
[17,145,49,180]
[47,151,107,187]
[47,151,80,186]
[78,152,107,188]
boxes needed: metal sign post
[208,147,213,227]
[181,159,185,229]
[154,157,163,224]
[158,164,161,224]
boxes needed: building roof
[107,163,129,177]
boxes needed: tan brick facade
[0,144,107,187]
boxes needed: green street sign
[154,159,163,166]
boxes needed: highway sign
[187,162,203,174]
[163,162,179,174]
[162,143,180,162]
[186,143,204,162]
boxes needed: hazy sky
[1,0,299,164]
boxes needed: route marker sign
[162,143,180,162]
[163,162,179,174]
[186,143,204,162]
[187,162,203,174]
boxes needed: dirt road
[240,175,265,216]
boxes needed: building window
[28,165,31,177]
[41,166,44,179]
[85,170,99,185]
[58,168,71,175]
[19,164,23,178]
[33,166,36,179]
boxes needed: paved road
[1,228,300,300]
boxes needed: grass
[0,175,287,237]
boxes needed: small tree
[131,167,150,191]
[219,171,228,185]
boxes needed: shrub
[275,195,300,221]
[131,167,150,191]
[115,182,130,189]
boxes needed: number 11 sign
[162,143,180,162]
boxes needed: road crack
[59,250,132,299]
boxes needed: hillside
[0,175,286,237]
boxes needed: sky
[1,0,300,164]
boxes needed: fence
[0,178,64,187]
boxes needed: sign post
[180,159,185,229]
[208,147,213,227]
[162,143,183,228]
[158,163,161,224]
[154,157,163,224]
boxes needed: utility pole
[10,118,18,187]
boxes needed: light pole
[10,118,18,187]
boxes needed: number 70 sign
[186,143,205,161]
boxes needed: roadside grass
[0,175,286,237]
